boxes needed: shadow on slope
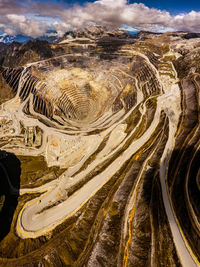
[0,150,21,241]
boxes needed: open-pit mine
[0,28,200,266]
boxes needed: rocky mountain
[0,27,137,68]
[0,29,200,267]
[0,42,7,53]
[0,34,34,44]
[59,26,136,44]
[63,26,132,39]
[0,31,59,45]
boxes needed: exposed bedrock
[168,73,200,262]
[0,53,160,130]
[0,32,200,267]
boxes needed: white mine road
[159,97,199,266]
[0,52,199,266]
[17,97,158,238]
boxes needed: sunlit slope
[0,31,199,267]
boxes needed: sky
[0,0,199,37]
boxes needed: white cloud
[3,27,17,35]
[0,0,26,15]
[119,25,139,32]
[52,21,71,37]
[172,11,200,32]
[0,14,48,37]
[7,14,26,24]
[0,0,200,37]
[51,0,200,34]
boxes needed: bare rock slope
[0,30,200,267]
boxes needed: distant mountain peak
[59,26,137,43]
[0,32,59,45]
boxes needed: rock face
[60,26,131,41]
[0,31,200,267]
